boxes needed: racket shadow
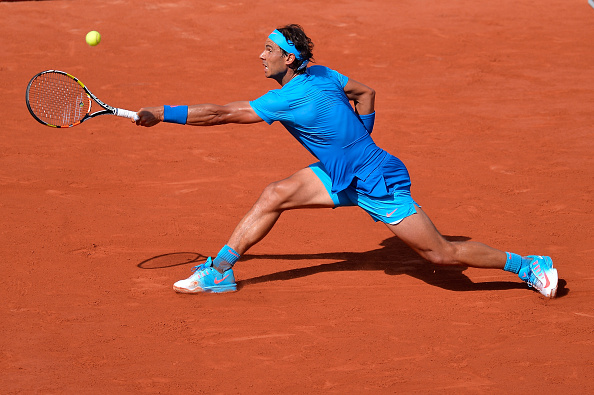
[137,252,207,269]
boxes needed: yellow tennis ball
[85,31,101,46]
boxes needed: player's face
[260,39,289,80]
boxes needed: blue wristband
[359,112,375,134]
[163,105,188,124]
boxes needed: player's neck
[278,69,297,87]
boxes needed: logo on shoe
[214,274,230,285]
[532,262,550,288]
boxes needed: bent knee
[258,180,299,209]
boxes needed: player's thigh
[272,166,336,209]
[385,206,450,255]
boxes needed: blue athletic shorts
[309,162,419,225]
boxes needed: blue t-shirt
[249,65,410,197]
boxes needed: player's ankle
[212,244,241,273]
[504,252,533,274]
[504,252,522,273]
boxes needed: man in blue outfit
[136,24,558,298]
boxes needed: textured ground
[1,0,593,393]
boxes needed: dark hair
[277,24,314,73]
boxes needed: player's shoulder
[306,65,348,87]
[253,88,282,104]
[251,88,290,112]
[307,65,334,76]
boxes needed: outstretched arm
[136,101,263,127]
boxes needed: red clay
[1,0,593,393]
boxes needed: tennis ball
[85,31,101,46]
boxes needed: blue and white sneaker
[518,255,558,298]
[173,257,237,293]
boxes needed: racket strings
[28,72,90,126]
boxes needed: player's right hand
[135,107,164,127]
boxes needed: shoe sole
[173,284,237,294]
[544,268,558,298]
[546,286,558,298]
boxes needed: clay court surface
[1,0,593,393]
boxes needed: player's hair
[277,24,314,73]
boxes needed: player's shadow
[137,236,568,296]
[237,236,528,293]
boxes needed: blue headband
[268,29,304,61]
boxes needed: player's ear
[285,53,296,66]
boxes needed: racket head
[26,70,92,128]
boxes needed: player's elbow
[354,87,375,114]
[366,87,376,105]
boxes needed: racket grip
[115,108,139,121]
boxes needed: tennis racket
[26,69,139,128]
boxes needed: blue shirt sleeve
[249,90,292,125]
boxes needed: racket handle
[115,108,139,121]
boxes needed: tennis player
[136,24,558,298]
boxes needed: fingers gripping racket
[26,70,139,128]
